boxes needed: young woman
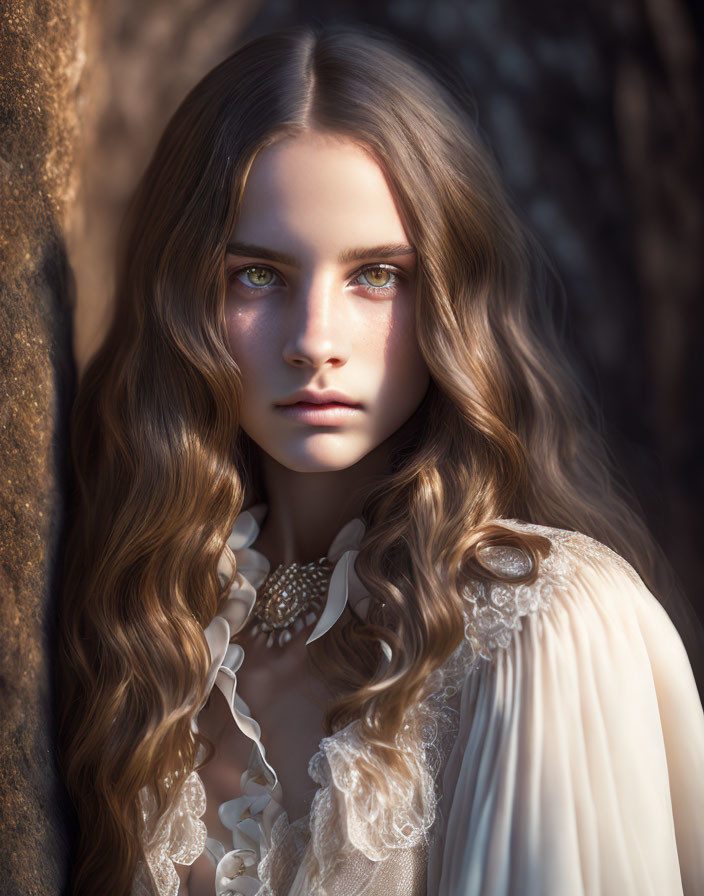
[57,23,704,896]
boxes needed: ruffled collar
[195,503,369,894]
[215,502,371,644]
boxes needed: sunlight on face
[224,131,429,473]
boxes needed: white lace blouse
[131,508,704,896]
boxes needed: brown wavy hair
[57,22,699,895]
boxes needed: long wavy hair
[57,22,698,896]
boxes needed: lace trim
[461,518,578,660]
[135,770,207,896]
[135,516,640,894]
[291,638,468,891]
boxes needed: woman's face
[224,130,429,473]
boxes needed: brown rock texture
[0,2,86,893]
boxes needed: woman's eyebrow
[225,242,416,266]
[340,244,416,263]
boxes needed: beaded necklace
[250,555,334,647]
[222,502,370,650]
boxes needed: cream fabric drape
[428,545,704,895]
[134,521,704,895]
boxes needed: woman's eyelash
[227,263,405,293]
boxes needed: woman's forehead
[230,132,411,262]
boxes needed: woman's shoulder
[490,515,646,587]
[435,521,704,895]
[460,516,652,664]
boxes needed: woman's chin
[265,436,373,474]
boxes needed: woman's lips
[275,401,362,425]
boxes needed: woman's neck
[251,440,392,566]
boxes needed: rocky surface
[0,3,84,893]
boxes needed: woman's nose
[282,275,350,369]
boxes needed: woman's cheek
[380,302,424,377]
[225,305,273,373]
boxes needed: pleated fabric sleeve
[431,537,704,895]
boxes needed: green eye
[228,265,282,291]
[243,266,275,287]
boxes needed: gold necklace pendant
[251,556,334,647]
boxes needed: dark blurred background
[0,1,702,892]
